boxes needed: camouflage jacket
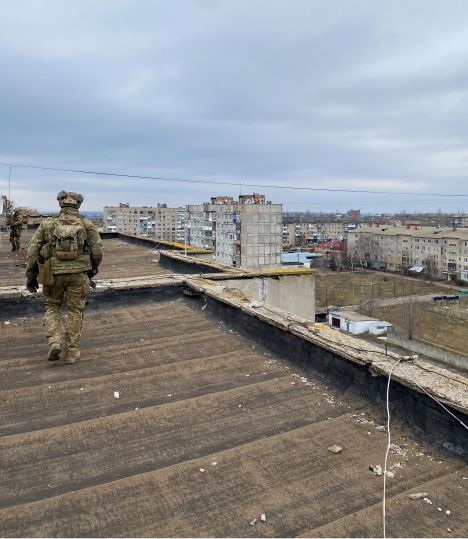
[8,214,23,232]
[26,208,103,278]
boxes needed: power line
[1,161,468,198]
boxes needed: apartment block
[282,221,359,247]
[187,194,282,268]
[348,224,468,282]
[103,203,184,241]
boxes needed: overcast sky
[1,0,468,213]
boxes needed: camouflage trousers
[9,231,20,251]
[43,272,90,355]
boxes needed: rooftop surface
[0,231,169,288]
[1,234,467,537]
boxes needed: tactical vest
[42,215,93,275]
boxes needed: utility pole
[8,164,12,201]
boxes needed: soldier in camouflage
[25,191,103,364]
[8,209,23,251]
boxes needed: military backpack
[49,217,88,261]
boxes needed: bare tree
[424,257,437,283]
[399,296,420,340]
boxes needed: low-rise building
[328,310,391,335]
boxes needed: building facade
[282,221,359,247]
[187,194,282,268]
[103,203,184,241]
[348,224,468,282]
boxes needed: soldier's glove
[87,268,98,279]
[26,277,39,294]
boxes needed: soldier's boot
[64,348,80,365]
[47,342,62,361]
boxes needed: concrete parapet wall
[101,233,211,253]
[185,280,468,458]
[159,251,232,274]
[220,274,315,321]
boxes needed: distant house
[328,310,392,335]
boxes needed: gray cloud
[1,0,468,213]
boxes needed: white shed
[328,310,392,335]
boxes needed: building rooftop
[331,310,390,323]
[1,234,467,537]
[352,225,468,240]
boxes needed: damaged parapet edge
[185,277,468,417]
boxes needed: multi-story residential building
[450,215,468,228]
[187,194,282,268]
[103,203,184,241]
[282,221,360,247]
[176,208,187,242]
[348,224,468,282]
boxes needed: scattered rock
[385,471,395,478]
[113,391,120,399]
[211,461,217,466]
[249,519,257,526]
[446,510,451,515]
[438,507,442,512]
[409,492,428,500]
[4,321,10,325]
[447,528,452,533]
[79,388,84,391]
[328,445,343,454]
[369,465,383,476]
[199,468,205,473]
[423,497,432,505]
[260,514,266,522]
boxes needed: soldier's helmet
[57,191,84,209]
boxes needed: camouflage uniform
[8,211,23,251]
[26,192,103,364]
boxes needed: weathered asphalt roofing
[0,231,171,288]
[0,234,467,537]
